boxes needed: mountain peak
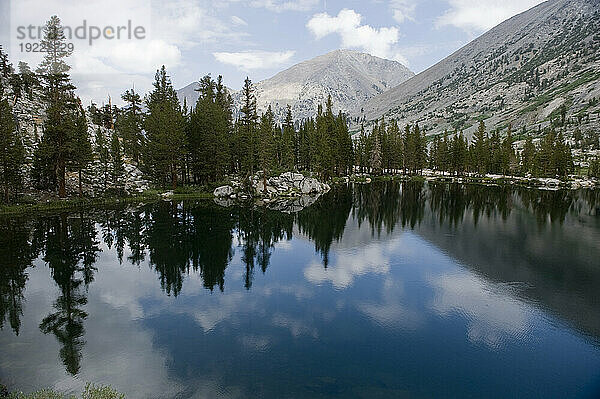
[178,50,414,122]
[360,0,600,137]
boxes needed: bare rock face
[214,186,234,197]
[178,49,413,124]
[359,0,600,141]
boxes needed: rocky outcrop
[213,172,330,213]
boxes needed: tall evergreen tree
[0,98,25,203]
[471,121,488,175]
[95,128,111,193]
[36,15,72,76]
[117,88,144,164]
[69,103,93,197]
[258,106,276,192]
[239,77,259,176]
[32,16,82,197]
[370,126,383,175]
[144,66,186,189]
[281,105,296,170]
[110,131,124,190]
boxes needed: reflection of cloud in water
[356,278,422,330]
[188,292,250,332]
[262,284,314,300]
[429,272,532,349]
[272,314,318,338]
[304,243,392,289]
[0,263,184,399]
[239,334,271,352]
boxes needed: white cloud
[306,9,406,63]
[390,0,417,24]
[213,50,295,70]
[8,0,247,104]
[231,15,248,26]
[437,0,545,32]
[239,0,320,12]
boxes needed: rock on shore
[213,172,330,213]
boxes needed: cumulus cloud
[7,0,248,104]
[437,0,545,32]
[213,50,295,70]
[306,9,407,64]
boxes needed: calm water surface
[1,182,599,398]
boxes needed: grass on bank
[1,383,123,399]
[0,188,214,216]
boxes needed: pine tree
[258,105,276,192]
[281,105,295,170]
[536,129,556,177]
[336,110,353,176]
[95,128,111,192]
[370,126,382,175]
[117,88,144,164]
[500,125,516,176]
[36,16,72,76]
[0,98,25,203]
[32,16,79,197]
[521,134,535,176]
[110,131,124,190]
[144,66,187,189]
[239,77,258,176]
[0,46,12,80]
[69,102,93,197]
[471,121,488,175]
[187,75,233,183]
[188,75,217,183]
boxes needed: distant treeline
[1,16,598,204]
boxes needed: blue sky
[0,0,545,105]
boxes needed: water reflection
[0,182,599,397]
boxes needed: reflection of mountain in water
[0,183,599,376]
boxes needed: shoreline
[1,174,596,216]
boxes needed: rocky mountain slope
[359,0,600,138]
[178,49,414,122]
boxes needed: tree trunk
[263,169,267,195]
[57,158,66,198]
[78,169,83,197]
[172,165,178,190]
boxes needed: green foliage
[144,66,187,189]
[187,75,232,183]
[36,15,72,76]
[6,383,124,399]
[0,98,25,203]
[116,88,144,164]
[110,131,124,189]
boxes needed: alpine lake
[1,181,599,398]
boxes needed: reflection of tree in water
[1,183,597,377]
[297,185,352,267]
[38,213,100,376]
[428,183,514,227]
[0,217,39,335]
[236,206,294,289]
[518,188,576,227]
